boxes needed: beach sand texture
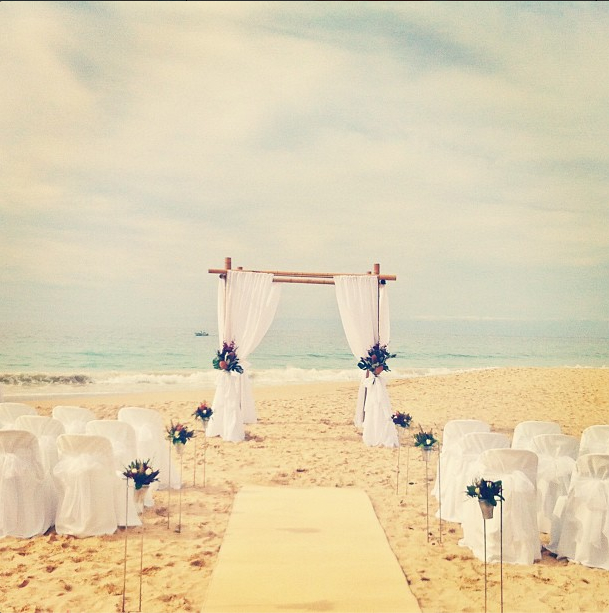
[0,367,607,613]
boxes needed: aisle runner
[201,485,421,613]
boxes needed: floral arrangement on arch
[465,478,504,507]
[122,459,160,490]
[392,411,412,429]
[413,426,438,448]
[166,421,196,446]
[357,342,396,376]
[193,401,213,423]
[213,340,244,374]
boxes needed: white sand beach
[0,367,608,613]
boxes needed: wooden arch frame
[208,257,397,285]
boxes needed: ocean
[1,317,607,399]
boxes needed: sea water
[0,317,607,398]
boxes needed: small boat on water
[195,331,209,337]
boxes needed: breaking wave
[0,366,466,399]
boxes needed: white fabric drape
[334,275,396,448]
[207,270,281,442]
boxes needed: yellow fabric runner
[201,485,421,613]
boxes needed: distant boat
[195,331,209,337]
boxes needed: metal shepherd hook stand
[176,443,184,533]
[167,440,172,529]
[122,478,148,613]
[393,413,412,497]
[500,492,504,613]
[479,486,504,613]
[138,504,145,612]
[193,406,213,488]
[194,424,209,487]
[395,429,402,495]
[422,446,433,542]
[122,478,129,613]
[437,440,442,544]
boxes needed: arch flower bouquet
[357,342,396,377]
[213,341,244,374]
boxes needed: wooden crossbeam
[208,258,396,285]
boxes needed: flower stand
[193,427,208,488]
[122,481,147,613]
[175,442,185,533]
[479,497,504,613]
[421,446,433,542]
[134,485,148,515]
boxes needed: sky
[2,1,608,332]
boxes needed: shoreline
[1,367,608,613]
[4,364,608,403]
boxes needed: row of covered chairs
[1,402,97,433]
[0,429,140,538]
[0,404,182,538]
[432,419,609,569]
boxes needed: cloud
[1,1,608,326]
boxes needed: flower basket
[213,341,244,374]
[392,411,412,429]
[420,446,433,461]
[193,402,213,424]
[465,478,504,520]
[123,459,159,515]
[479,499,494,520]
[134,485,149,513]
[166,421,195,448]
[413,427,437,461]
[123,459,160,490]
[357,342,396,377]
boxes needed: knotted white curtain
[207,270,281,442]
[334,275,397,448]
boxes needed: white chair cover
[52,406,96,434]
[437,431,510,523]
[14,415,65,475]
[459,448,541,565]
[0,402,37,429]
[54,434,124,536]
[579,425,609,456]
[0,430,55,538]
[548,453,609,570]
[207,271,281,442]
[118,407,180,490]
[432,420,491,501]
[335,275,396,448]
[86,420,145,523]
[530,433,579,533]
[511,421,561,451]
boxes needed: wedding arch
[206,257,398,447]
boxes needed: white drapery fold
[334,275,396,448]
[207,270,281,442]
